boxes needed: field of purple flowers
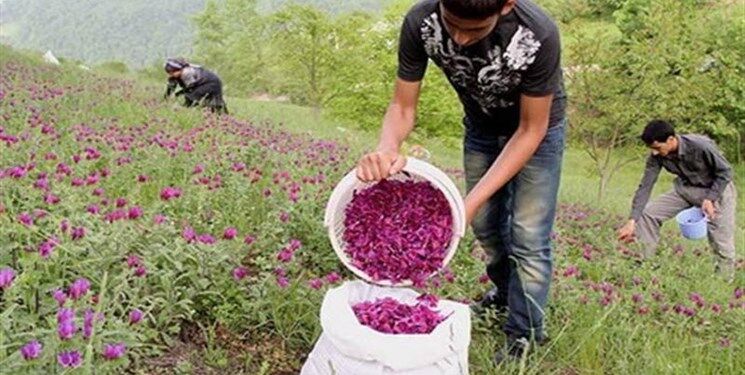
[1,47,743,374]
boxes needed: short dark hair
[641,120,675,145]
[440,0,509,19]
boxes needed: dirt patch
[138,321,302,374]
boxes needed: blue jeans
[464,121,566,342]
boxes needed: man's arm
[164,79,178,98]
[618,155,661,241]
[629,155,662,221]
[357,78,421,181]
[463,94,553,224]
[356,7,427,182]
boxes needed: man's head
[439,0,516,47]
[164,57,188,78]
[641,120,677,157]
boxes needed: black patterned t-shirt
[398,0,567,148]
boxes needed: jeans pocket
[534,121,566,158]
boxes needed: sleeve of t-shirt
[520,25,561,97]
[397,13,428,82]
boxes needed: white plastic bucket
[324,157,466,286]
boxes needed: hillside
[0,0,393,67]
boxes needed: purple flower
[53,289,67,306]
[71,226,86,241]
[87,204,100,215]
[20,341,42,360]
[57,308,75,323]
[82,309,103,338]
[197,234,215,245]
[39,237,59,258]
[582,245,593,261]
[324,272,341,284]
[632,294,643,304]
[115,198,128,208]
[279,211,290,222]
[134,266,147,278]
[128,206,143,220]
[223,227,238,240]
[182,227,197,243]
[153,214,167,224]
[68,278,91,300]
[18,212,34,226]
[60,220,70,233]
[308,278,324,290]
[289,239,302,251]
[276,275,290,289]
[277,248,293,263]
[0,267,16,289]
[689,292,706,308]
[58,320,76,340]
[735,288,743,300]
[160,187,182,201]
[126,255,141,268]
[562,265,580,278]
[231,162,246,172]
[102,343,126,360]
[243,235,256,245]
[232,266,248,281]
[57,350,82,368]
[129,309,143,325]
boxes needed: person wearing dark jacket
[618,120,736,283]
[164,58,228,114]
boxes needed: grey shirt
[630,134,733,221]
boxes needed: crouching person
[618,120,737,282]
[164,57,228,114]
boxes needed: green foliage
[567,0,744,198]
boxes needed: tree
[268,5,341,110]
[569,0,743,200]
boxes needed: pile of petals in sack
[352,294,448,334]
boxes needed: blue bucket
[676,207,708,240]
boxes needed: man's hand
[702,199,717,219]
[356,149,406,182]
[617,219,636,242]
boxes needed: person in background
[164,57,228,114]
[356,0,567,364]
[618,120,736,283]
